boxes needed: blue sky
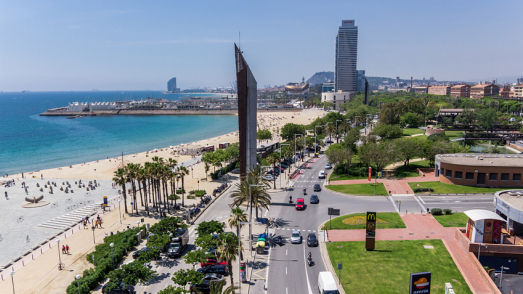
[0,0,521,91]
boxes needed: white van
[319,170,326,179]
[318,271,339,294]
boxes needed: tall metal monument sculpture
[235,43,257,177]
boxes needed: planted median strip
[323,212,405,230]
[326,183,388,196]
[409,181,516,194]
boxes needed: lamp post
[500,266,510,289]
[191,166,193,178]
[197,180,200,191]
[56,238,62,269]
[110,243,114,269]
[118,199,122,224]
[478,244,487,262]
[9,271,15,294]
[75,274,81,294]
[302,133,307,161]
[335,120,342,143]
[279,144,290,189]
[294,134,303,169]
[248,184,264,257]
[91,226,95,244]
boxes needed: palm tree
[198,280,238,294]
[230,166,271,219]
[113,168,128,213]
[325,123,335,143]
[266,153,280,189]
[228,207,248,243]
[217,233,242,289]
[178,166,189,207]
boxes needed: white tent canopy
[464,209,505,222]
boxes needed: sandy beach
[9,108,327,181]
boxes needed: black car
[189,273,225,293]
[310,195,319,204]
[132,247,150,259]
[197,264,229,276]
[307,233,318,247]
[313,184,321,192]
[102,282,135,294]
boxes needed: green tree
[477,108,498,131]
[342,127,361,153]
[104,261,157,293]
[217,233,242,287]
[112,168,129,213]
[266,153,281,189]
[400,112,424,128]
[280,123,305,141]
[228,207,247,241]
[230,166,271,218]
[157,285,187,294]
[171,269,205,292]
[257,129,272,143]
[183,250,209,269]
[325,143,353,174]
[358,141,395,172]
[196,220,225,236]
[423,140,467,166]
[394,137,424,169]
[370,124,403,139]
[178,166,190,206]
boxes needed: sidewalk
[327,214,494,294]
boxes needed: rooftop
[464,209,505,222]
[497,190,523,211]
[436,153,523,167]
[472,84,496,88]
[451,85,470,89]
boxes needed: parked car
[307,233,318,247]
[200,258,227,268]
[190,273,225,293]
[310,195,319,204]
[197,264,229,276]
[290,230,302,244]
[314,184,321,192]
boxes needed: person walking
[66,245,70,254]
[5,191,7,199]
[62,245,66,254]
[85,215,90,223]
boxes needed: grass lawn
[403,128,425,136]
[409,181,515,194]
[394,160,431,178]
[326,183,388,196]
[329,174,366,181]
[445,131,463,140]
[323,212,405,230]
[327,240,472,294]
[433,213,469,228]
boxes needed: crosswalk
[274,228,316,233]
[37,203,102,230]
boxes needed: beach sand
[11,108,327,181]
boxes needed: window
[446,170,452,177]
[333,95,336,101]
[514,174,521,181]
[455,171,463,179]
[440,168,444,175]
[466,172,474,180]
[501,173,509,181]
[489,173,498,181]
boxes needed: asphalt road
[133,153,496,294]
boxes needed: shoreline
[6,109,325,181]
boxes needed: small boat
[66,116,77,119]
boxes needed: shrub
[189,190,206,197]
[443,209,453,215]
[168,194,180,200]
[187,195,196,199]
[412,187,434,193]
[431,208,443,215]
[175,189,186,194]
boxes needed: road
[134,152,495,294]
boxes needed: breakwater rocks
[40,108,300,116]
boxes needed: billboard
[409,272,431,294]
[366,211,376,250]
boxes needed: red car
[200,258,227,268]
[295,198,305,210]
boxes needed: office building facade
[356,70,366,93]
[450,85,471,98]
[335,20,358,93]
[167,77,179,92]
[470,84,500,99]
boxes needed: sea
[0,91,238,175]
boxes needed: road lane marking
[286,267,287,274]
[414,196,427,212]
[302,243,314,294]
[286,250,288,255]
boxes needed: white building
[335,20,358,92]
[321,91,352,110]
[68,102,89,112]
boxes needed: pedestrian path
[37,202,102,230]
[327,214,494,294]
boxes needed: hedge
[66,226,143,294]
[211,159,239,180]
[431,208,443,215]
[413,187,434,193]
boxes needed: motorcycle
[289,196,293,204]
[307,253,313,267]
[273,236,283,246]
[303,189,306,196]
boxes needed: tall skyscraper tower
[335,20,358,92]
[167,77,177,92]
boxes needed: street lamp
[110,243,114,269]
[248,184,265,257]
[118,199,122,224]
[91,226,95,244]
[75,274,81,294]
[279,144,290,189]
[191,166,193,178]
[197,180,200,191]
[500,266,510,289]
[294,134,303,169]
[238,221,261,294]
[56,238,62,270]
[9,271,14,294]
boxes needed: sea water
[0,91,238,175]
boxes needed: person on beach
[5,191,7,199]
[83,220,87,229]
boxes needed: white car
[290,230,302,244]
[325,163,332,169]
[318,170,326,179]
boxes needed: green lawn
[326,183,388,196]
[394,160,431,178]
[409,181,514,194]
[445,131,463,140]
[433,213,469,228]
[329,174,366,181]
[323,212,405,230]
[327,240,472,294]
[403,128,425,136]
